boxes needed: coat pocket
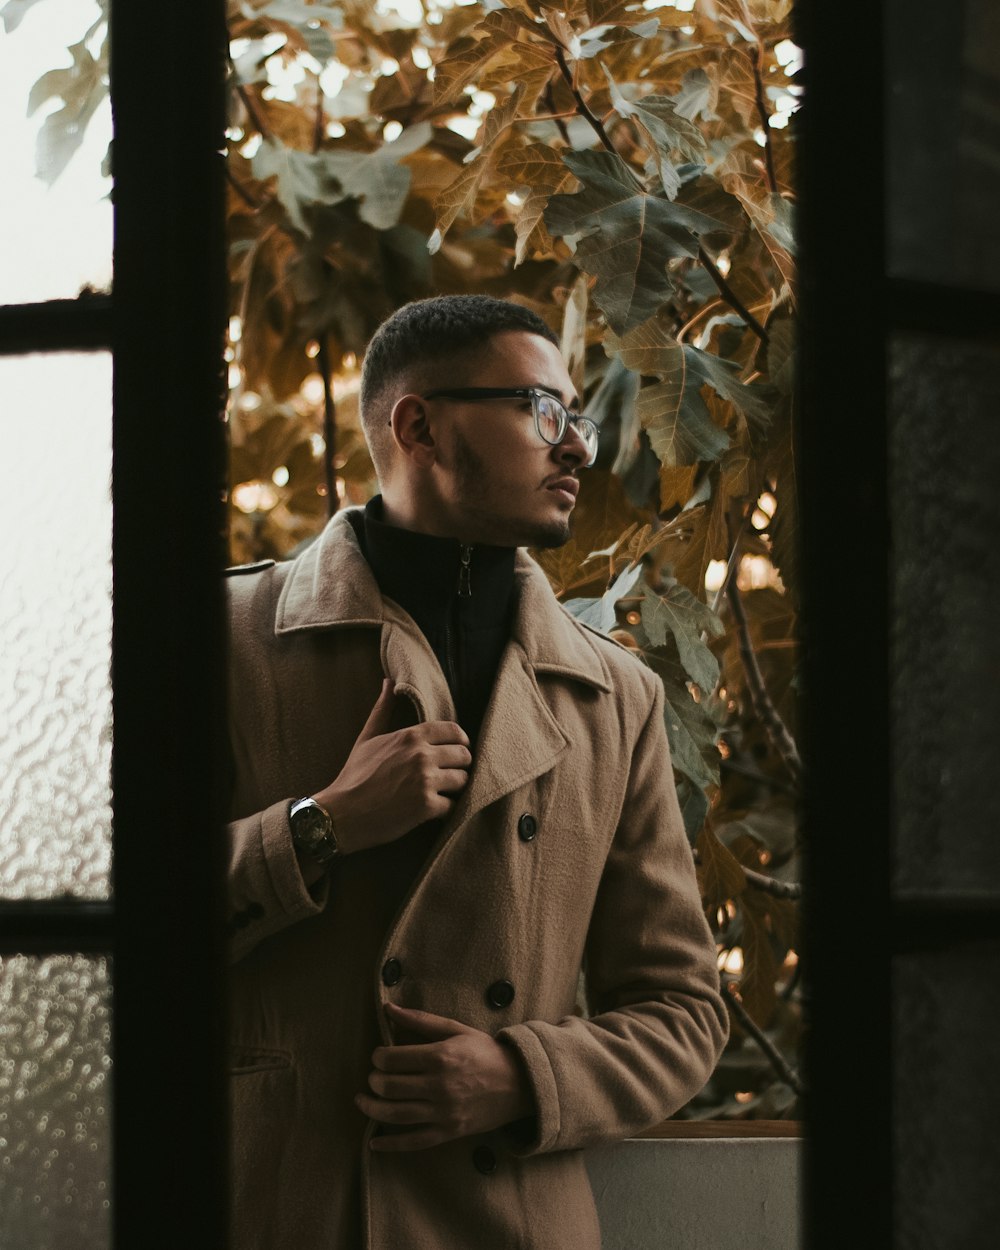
[230,1045,292,1076]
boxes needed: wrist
[288,796,340,872]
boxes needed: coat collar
[274,509,613,695]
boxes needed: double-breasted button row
[382,961,512,1008]
[230,901,265,931]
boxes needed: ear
[389,394,437,468]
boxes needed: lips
[546,476,579,503]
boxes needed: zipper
[458,543,472,598]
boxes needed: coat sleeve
[497,675,728,1153]
[226,799,329,964]
[223,569,329,964]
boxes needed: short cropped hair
[359,295,558,480]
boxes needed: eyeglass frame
[417,386,599,467]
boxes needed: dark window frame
[0,3,229,1247]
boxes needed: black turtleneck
[354,497,516,748]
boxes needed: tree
[21,0,804,1120]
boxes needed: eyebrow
[534,384,581,409]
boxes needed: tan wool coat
[225,510,728,1250]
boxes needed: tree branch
[726,575,802,783]
[725,982,804,1095]
[698,246,770,345]
[750,44,778,195]
[317,333,338,519]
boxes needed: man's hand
[356,1003,534,1152]
[312,679,471,855]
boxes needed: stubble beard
[451,430,573,549]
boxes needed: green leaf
[563,562,643,634]
[324,122,433,230]
[545,150,722,334]
[253,124,431,234]
[602,70,705,198]
[672,68,718,122]
[640,581,722,692]
[644,644,721,800]
[608,317,773,441]
[252,138,344,233]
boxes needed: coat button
[382,958,403,987]
[486,980,515,1009]
[472,1145,497,1175]
[517,813,538,842]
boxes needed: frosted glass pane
[0,955,112,1248]
[0,353,112,898]
[0,0,112,303]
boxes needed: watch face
[290,799,337,863]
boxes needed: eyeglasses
[421,387,599,467]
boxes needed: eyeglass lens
[535,393,598,463]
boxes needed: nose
[554,417,590,467]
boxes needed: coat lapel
[447,556,614,830]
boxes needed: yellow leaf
[496,142,577,266]
[696,824,747,910]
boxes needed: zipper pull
[458,544,472,598]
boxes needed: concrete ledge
[585,1136,801,1250]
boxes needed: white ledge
[586,1136,802,1250]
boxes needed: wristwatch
[288,797,340,869]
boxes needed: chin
[519,516,573,549]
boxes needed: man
[225,295,727,1250]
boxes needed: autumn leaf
[545,149,723,333]
[696,823,748,909]
[497,142,576,265]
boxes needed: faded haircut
[359,294,558,481]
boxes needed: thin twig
[725,982,804,1095]
[727,576,802,782]
[543,82,572,146]
[236,82,270,138]
[226,167,266,211]
[317,333,338,519]
[312,76,325,154]
[741,865,802,900]
[750,45,778,195]
[554,46,617,156]
[698,246,769,345]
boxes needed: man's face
[426,331,589,548]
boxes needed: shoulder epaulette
[224,559,276,576]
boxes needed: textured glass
[0,0,112,303]
[0,353,112,898]
[0,955,112,1248]
[889,333,1000,896]
[887,0,1000,291]
[894,944,1000,1248]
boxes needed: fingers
[383,1002,474,1041]
[420,720,470,749]
[355,1091,435,1126]
[435,767,470,795]
[356,678,397,742]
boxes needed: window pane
[0,954,112,1247]
[0,353,112,898]
[0,0,112,304]
[889,332,1000,897]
